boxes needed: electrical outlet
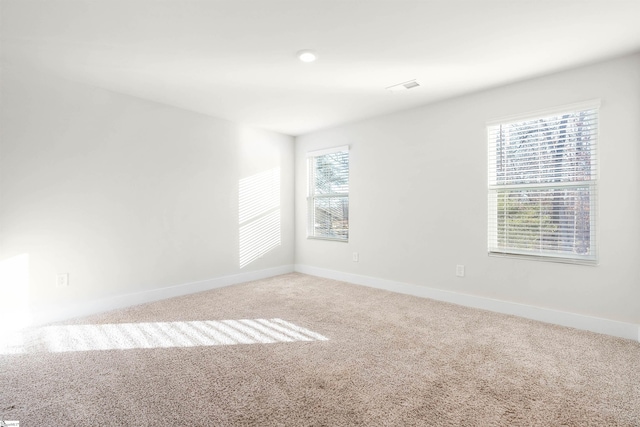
[352,252,359,262]
[456,265,465,277]
[56,273,69,288]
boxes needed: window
[488,102,599,264]
[307,146,349,241]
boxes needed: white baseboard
[31,264,295,326]
[295,264,640,342]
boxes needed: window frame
[487,101,600,265]
[306,145,350,242]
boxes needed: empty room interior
[1,0,640,425]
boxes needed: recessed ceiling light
[297,49,317,63]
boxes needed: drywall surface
[0,64,294,315]
[295,53,640,324]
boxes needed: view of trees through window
[488,107,598,261]
[308,149,349,240]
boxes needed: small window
[488,102,599,264]
[307,146,349,241]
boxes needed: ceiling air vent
[386,79,421,92]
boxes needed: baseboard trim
[294,264,640,342]
[31,264,295,326]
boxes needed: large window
[488,102,599,264]
[307,146,349,241]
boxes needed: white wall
[0,64,295,320]
[2,52,638,332]
[295,53,640,325]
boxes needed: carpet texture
[1,272,639,426]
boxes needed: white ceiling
[3,0,640,136]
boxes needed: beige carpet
[1,273,639,426]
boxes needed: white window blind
[307,146,349,241]
[488,103,598,264]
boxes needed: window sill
[488,251,598,266]
[307,236,349,243]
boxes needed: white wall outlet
[456,265,465,277]
[56,273,69,288]
[352,252,359,262]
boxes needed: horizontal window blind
[488,104,598,264]
[307,147,349,241]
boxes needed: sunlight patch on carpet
[0,318,328,354]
